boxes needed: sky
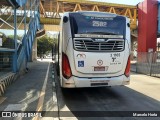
[89,0,144,5]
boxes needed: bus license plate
[94,67,105,71]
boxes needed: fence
[131,51,160,78]
[0,51,13,72]
[0,31,15,73]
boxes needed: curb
[51,63,59,120]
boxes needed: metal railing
[17,0,40,71]
[131,51,160,78]
[0,0,40,74]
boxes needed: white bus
[56,11,130,88]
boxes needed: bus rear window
[69,13,126,37]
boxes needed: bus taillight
[62,52,72,79]
[125,55,130,77]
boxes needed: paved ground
[0,59,58,120]
[0,59,160,120]
[54,66,160,120]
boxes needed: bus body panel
[63,38,130,78]
[61,75,130,88]
[73,48,126,74]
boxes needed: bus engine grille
[74,38,125,52]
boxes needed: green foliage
[0,32,7,43]
[7,35,22,40]
[37,35,54,56]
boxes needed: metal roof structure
[40,0,137,30]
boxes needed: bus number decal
[92,21,107,27]
[110,53,120,58]
[110,53,121,65]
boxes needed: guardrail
[0,72,15,96]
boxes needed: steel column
[24,3,28,70]
[158,2,160,34]
[13,8,17,73]
[138,0,158,53]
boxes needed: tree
[37,35,54,56]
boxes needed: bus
[56,11,130,88]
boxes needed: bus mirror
[63,16,68,23]
[127,23,130,27]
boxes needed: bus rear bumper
[62,75,130,88]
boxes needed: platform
[0,59,58,119]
